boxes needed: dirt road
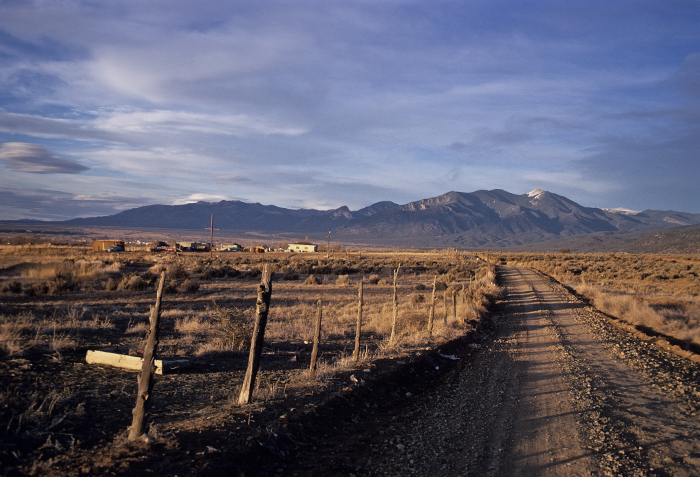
[288,266,700,476]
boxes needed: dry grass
[0,307,113,356]
[48,325,76,353]
[175,315,213,334]
[0,317,32,356]
[0,246,497,394]
[577,282,700,344]
[0,245,505,475]
[125,320,149,335]
[20,259,106,280]
[253,378,286,401]
[282,348,372,395]
[267,300,318,341]
[0,382,81,469]
[194,302,252,356]
[0,252,127,295]
[497,252,700,346]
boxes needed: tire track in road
[491,266,594,477]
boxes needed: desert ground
[0,245,497,475]
[1,244,700,476]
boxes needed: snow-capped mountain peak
[602,207,641,216]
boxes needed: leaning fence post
[238,264,273,405]
[353,281,363,362]
[389,264,401,344]
[427,276,437,338]
[129,271,166,441]
[310,299,323,373]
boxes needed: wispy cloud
[0,186,152,220]
[0,1,698,219]
[0,142,88,174]
[0,113,116,142]
[215,174,250,183]
[93,109,308,137]
[173,193,229,205]
[662,52,700,98]
[80,145,224,178]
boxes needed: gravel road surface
[288,266,700,476]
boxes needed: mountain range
[65,189,700,248]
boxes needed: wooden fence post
[238,264,273,405]
[353,281,363,362]
[310,299,323,373]
[443,289,448,324]
[129,271,166,441]
[460,283,466,324]
[427,276,437,338]
[452,289,457,323]
[389,264,401,344]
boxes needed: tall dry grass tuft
[149,263,167,274]
[365,303,395,337]
[48,324,76,353]
[175,315,213,334]
[252,378,287,401]
[0,309,84,355]
[286,351,360,392]
[195,301,252,356]
[0,316,31,356]
[126,320,149,335]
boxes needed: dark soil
[1,324,493,476]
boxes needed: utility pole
[327,228,331,259]
[205,214,219,259]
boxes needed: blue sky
[0,0,698,220]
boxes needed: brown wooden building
[92,240,125,251]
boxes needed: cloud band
[0,142,89,174]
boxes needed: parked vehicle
[105,245,125,252]
[148,241,169,252]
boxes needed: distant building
[288,242,318,253]
[93,240,125,251]
[176,242,210,252]
[220,243,243,252]
[246,245,267,253]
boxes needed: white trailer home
[287,242,318,252]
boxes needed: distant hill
[499,226,700,254]
[63,189,700,249]
[64,200,399,232]
[627,225,700,254]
